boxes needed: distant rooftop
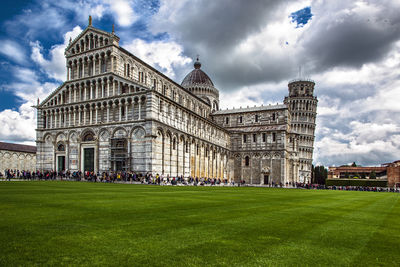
[0,142,36,154]
[212,104,287,115]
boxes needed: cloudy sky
[0,0,399,167]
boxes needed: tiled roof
[0,142,36,154]
[228,125,287,132]
[181,60,214,87]
[213,104,287,115]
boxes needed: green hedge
[326,179,387,187]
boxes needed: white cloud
[0,102,36,143]
[0,65,59,143]
[0,40,27,64]
[123,39,192,78]
[107,0,137,27]
[0,80,58,143]
[219,80,288,110]
[30,26,82,81]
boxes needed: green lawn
[0,182,399,266]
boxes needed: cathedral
[35,18,317,184]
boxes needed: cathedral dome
[181,58,214,87]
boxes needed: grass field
[0,182,399,266]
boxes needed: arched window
[78,65,82,78]
[83,132,94,141]
[101,58,106,73]
[245,156,250,166]
[57,143,65,151]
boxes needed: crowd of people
[1,169,399,193]
[294,182,400,192]
[0,169,233,186]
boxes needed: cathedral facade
[35,20,317,184]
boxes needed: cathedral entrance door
[116,161,123,171]
[57,156,65,172]
[264,175,269,185]
[84,148,95,172]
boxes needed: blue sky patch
[290,6,313,28]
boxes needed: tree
[369,171,376,179]
[312,165,328,185]
[351,162,357,167]
[361,173,366,179]
[311,164,315,183]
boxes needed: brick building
[328,161,400,187]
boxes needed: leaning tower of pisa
[284,79,318,183]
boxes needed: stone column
[65,140,69,170]
[107,104,110,123]
[125,103,128,121]
[95,82,99,99]
[73,63,77,80]
[83,107,87,125]
[133,101,137,120]
[138,101,141,120]
[45,113,49,129]
[118,103,122,122]
[95,106,98,124]
[78,84,81,102]
[90,83,93,99]
[99,81,103,98]
[54,111,58,128]
[89,106,92,125]
[84,85,87,101]
[64,111,67,127]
